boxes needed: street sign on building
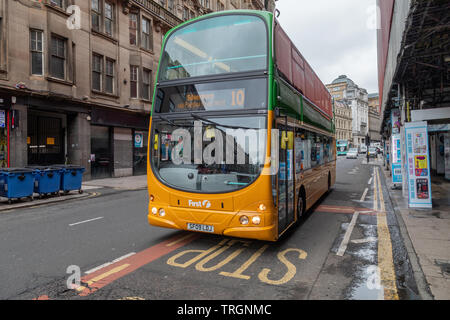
[134,132,144,148]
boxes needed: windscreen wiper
[158,115,194,128]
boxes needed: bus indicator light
[258,204,266,212]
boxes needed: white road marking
[359,188,369,202]
[368,177,373,185]
[336,211,360,256]
[84,252,136,274]
[69,216,104,227]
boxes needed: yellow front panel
[147,111,278,241]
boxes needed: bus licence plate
[187,223,214,233]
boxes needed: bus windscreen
[159,15,268,81]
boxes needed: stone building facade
[368,93,381,143]
[334,100,352,143]
[0,0,275,179]
[326,75,369,146]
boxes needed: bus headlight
[240,216,249,225]
[159,208,166,217]
[151,207,158,215]
[252,216,261,225]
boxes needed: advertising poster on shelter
[391,134,402,185]
[391,108,401,135]
[405,122,432,208]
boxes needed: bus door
[277,123,295,235]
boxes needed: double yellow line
[373,167,399,300]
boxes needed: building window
[183,6,189,20]
[202,0,210,8]
[91,0,101,31]
[50,35,66,79]
[168,0,174,11]
[189,10,195,20]
[92,1,115,37]
[92,54,103,91]
[142,69,151,100]
[217,1,224,11]
[92,54,115,94]
[129,13,138,45]
[51,0,65,8]
[30,30,44,76]
[105,58,114,94]
[104,2,114,36]
[130,65,138,98]
[141,18,152,51]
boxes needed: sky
[275,0,379,94]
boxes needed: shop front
[0,95,11,168]
[91,107,149,179]
[429,124,450,181]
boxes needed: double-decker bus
[336,140,349,156]
[147,10,335,241]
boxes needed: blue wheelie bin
[26,166,62,197]
[0,168,35,204]
[53,165,85,194]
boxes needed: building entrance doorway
[28,114,65,165]
[91,125,113,179]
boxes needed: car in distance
[346,148,359,159]
[368,147,378,158]
[359,145,367,154]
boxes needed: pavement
[380,163,450,300]
[0,175,147,212]
[83,175,147,190]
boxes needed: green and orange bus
[147,10,335,241]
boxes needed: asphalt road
[0,155,420,300]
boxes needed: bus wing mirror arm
[275,107,280,117]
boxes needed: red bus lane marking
[75,233,200,297]
[315,205,377,216]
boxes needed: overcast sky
[275,0,378,94]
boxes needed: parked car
[346,148,359,159]
[368,147,378,158]
[359,145,367,154]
